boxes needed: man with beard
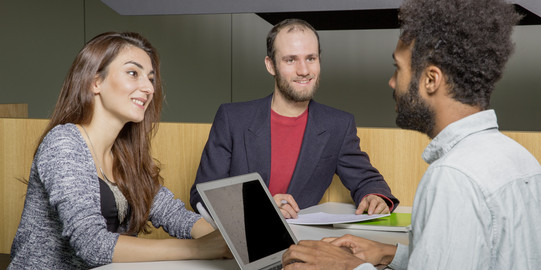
[281,0,541,269]
[190,19,398,218]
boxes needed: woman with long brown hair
[9,32,230,269]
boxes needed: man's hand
[282,240,365,270]
[273,194,300,219]
[322,234,396,266]
[356,194,390,215]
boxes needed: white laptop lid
[197,172,298,270]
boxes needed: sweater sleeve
[37,125,118,266]
[149,186,202,239]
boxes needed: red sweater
[268,108,308,195]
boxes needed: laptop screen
[200,177,296,266]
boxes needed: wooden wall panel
[140,122,211,239]
[0,104,28,118]
[2,118,540,249]
[0,118,48,253]
[319,128,430,207]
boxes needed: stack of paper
[333,213,411,232]
[286,212,389,225]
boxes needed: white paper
[286,212,390,225]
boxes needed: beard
[275,70,319,102]
[394,79,436,137]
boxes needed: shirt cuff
[361,193,395,212]
[387,243,408,270]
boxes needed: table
[94,202,410,269]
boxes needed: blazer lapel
[287,101,329,194]
[245,95,272,185]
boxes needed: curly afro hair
[399,0,522,109]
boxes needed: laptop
[197,172,298,270]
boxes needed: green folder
[333,213,411,232]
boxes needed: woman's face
[93,45,155,124]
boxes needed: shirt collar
[422,109,499,164]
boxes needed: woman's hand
[193,229,233,260]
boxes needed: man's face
[389,40,436,136]
[271,29,320,102]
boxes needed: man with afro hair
[282,0,541,269]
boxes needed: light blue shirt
[358,110,541,270]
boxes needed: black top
[98,178,120,232]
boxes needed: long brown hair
[38,32,163,234]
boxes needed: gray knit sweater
[9,124,201,269]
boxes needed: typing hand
[282,240,365,270]
[322,234,396,266]
[273,194,300,219]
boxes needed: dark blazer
[190,95,399,210]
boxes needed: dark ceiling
[101,0,541,30]
[257,5,541,30]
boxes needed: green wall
[1,0,540,131]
